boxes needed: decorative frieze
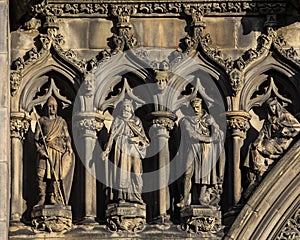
[30,1,287,17]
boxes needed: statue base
[31,205,72,232]
[180,205,223,235]
[105,202,146,232]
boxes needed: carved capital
[151,111,177,131]
[226,111,251,139]
[74,112,104,133]
[10,113,30,139]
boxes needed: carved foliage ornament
[276,207,300,240]
[10,116,30,139]
[226,112,251,139]
[30,1,286,17]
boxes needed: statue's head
[155,70,169,91]
[83,72,95,95]
[122,99,134,119]
[191,97,202,117]
[267,97,279,115]
[46,96,58,116]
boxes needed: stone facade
[3,0,300,239]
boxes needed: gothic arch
[240,55,300,113]
[93,51,153,112]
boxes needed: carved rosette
[226,112,251,139]
[10,113,30,139]
[151,111,177,131]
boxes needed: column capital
[74,112,105,134]
[10,112,30,139]
[150,111,177,131]
[226,111,251,139]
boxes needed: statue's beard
[122,111,132,119]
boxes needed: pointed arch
[93,51,154,112]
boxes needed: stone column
[10,113,30,224]
[151,112,176,223]
[75,112,104,224]
[226,111,251,206]
[1,0,10,238]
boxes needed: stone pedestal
[105,202,146,232]
[180,205,223,236]
[31,205,72,232]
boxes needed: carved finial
[110,5,137,52]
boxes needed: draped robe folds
[180,111,224,185]
[35,116,74,202]
[249,106,300,174]
[107,115,148,203]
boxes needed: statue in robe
[103,99,149,204]
[246,97,300,178]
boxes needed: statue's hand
[67,146,73,155]
[102,149,110,160]
[131,137,140,144]
[39,150,48,159]
[199,135,211,143]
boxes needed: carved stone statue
[34,96,74,206]
[104,99,149,232]
[177,97,224,208]
[31,96,74,232]
[103,99,149,204]
[247,97,300,178]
